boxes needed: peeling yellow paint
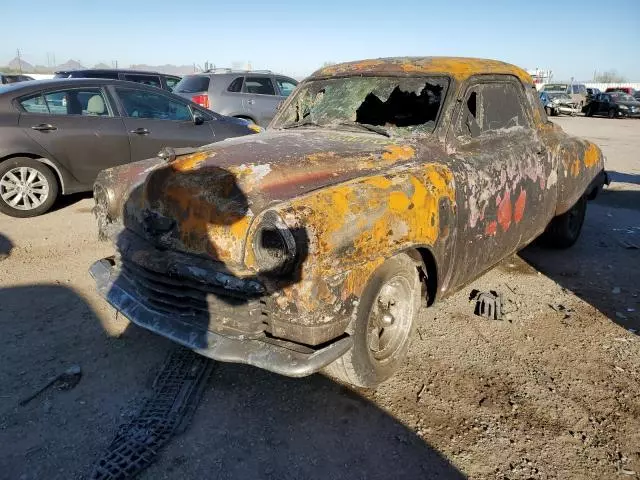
[383,145,416,161]
[389,191,411,212]
[171,152,210,172]
[364,176,392,189]
[313,57,533,85]
[583,143,600,168]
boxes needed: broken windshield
[272,76,450,136]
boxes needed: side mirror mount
[194,114,205,126]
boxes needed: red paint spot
[485,221,497,236]
[497,190,512,232]
[514,189,527,223]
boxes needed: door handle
[246,99,255,105]
[31,124,57,131]
[130,128,150,135]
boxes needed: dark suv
[54,69,181,92]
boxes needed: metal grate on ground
[89,347,214,480]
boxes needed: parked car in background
[542,83,587,108]
[173,69,298,126]
[91,57,607,388]
[634,91,640,102]
[586,87,601,102]
[539,91,579,116]
[1,73,35,84]
[586,92,640,118]
[0,78,258,217]
[54,69,181,92]
[605,87,636,95]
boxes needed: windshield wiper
[337,121,390,137]
[282,120,320,129]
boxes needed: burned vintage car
[90,57,607,388]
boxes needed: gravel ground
[0,116,638,479]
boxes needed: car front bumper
[89,258,352,377]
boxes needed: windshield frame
[271,74,452,138]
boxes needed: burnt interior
[355,82,444,127]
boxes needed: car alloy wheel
[0,166,50,211]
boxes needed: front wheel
[324,253,422,388]
[608,108,616,119]
[0,158,59,218]
[540,195,587,249]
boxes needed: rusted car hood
[122,129,437,269]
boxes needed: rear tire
[540,195,587,249]
[608,108,616,119]
[0,158,59,218]
[586,106,593,117]
[324,253,422,388]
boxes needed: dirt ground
[0,116,638,479]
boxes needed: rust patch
[514,189,526,224]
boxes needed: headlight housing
[619,104,628,110]
[252,211,298,275]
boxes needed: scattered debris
[417,384,426,402]
[612,287,621,294]
[90,348,214,480]
[628,329,638,334]
[615,312,628,320]
[19,365,82,406]
[469,290,503,320]
[548,304,574,320]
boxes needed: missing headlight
[252,211,297,275]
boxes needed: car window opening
[355,81,444,128]
[275,76,449,136]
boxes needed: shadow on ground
[607,171,640,185]
[520,193,639,335]
[0,281,465,479]
[50,191,93,213]
[0,233,13,259]
[141,359,465,479]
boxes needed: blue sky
[2,0,639,81]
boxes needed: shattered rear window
[272,76,449,136]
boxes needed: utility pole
[16,48,22,74]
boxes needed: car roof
[0,78,176,96]
[55,68,178,76]
[185,70,294,78]
[309,57,533,84]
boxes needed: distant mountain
[93,62,111,69]
[55,59,85,71]
[129,64,196,75]
[7,57,33,71]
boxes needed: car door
[598,94,611,114]
[113,86,216,161]
[241,76,280,125]
[17,86,130,186]
[445,76,554,289]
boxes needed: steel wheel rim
[0,167,49,210]
[366,274,414,362]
